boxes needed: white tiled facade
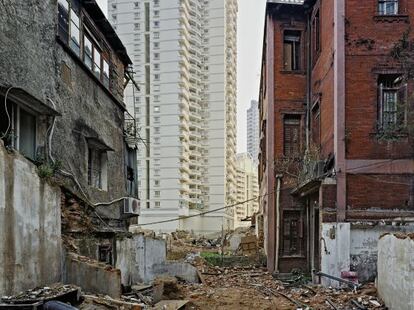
[235,153,259,228]
[109,0,237,233]
[247,99,259,165]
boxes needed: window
[283,115,301,157]
[154,0,159,7]
[282,211,304,256]
[134,1,139,8]
[154,10,159,17]
[88,147,108,190]
[154,21,159,28]
[154,63,160,70]
[154,95,160,102]
[154,116,160,123]
[0,101,37,160]
[58,0,81,56]
[154,32,160,39]
[312,9,321,61]
[154,42,159,49]
[69,8,81,56]
[93,48,101,79]
[154,74,160,81]
[135,12,140,18]
[378,0,398,15]
[154,190,160,197]
[154,169,160,176]
[155,201,161,207]
[134,23,140,30]
[154,127,160,134]
[154,53,159,60]
[283,30,301,71]
[98,245,112,265]
[102,59,110,88]
[378,74,407,130]
[154,180,160,186]
[83,35,93,69]
[311,100,320,146]
[154,106,160,113]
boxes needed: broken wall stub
[377,234,414,310]
[64,253,122,299]
[116,234,199,285]
[0,141,62,296]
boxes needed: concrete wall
[116,234,167,285]
[320,223,350,287]
[377,234,414,310]
[0,142,62,296]
[64,253,121,298]
[350,224,414,282]
[116,234,198,285]
[320,223,414,285]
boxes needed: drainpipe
[274,174,283,273]
[305,7,312,150]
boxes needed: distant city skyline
[96,0,266,153]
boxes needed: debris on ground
[0,283,80,306]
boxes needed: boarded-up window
[284,116,301,157]
[284,30,301,71]
[282,210,304,256]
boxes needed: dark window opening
[98,245,112,265]
[283,115,301,157]
[282,210,304,256]
[378,0,399,15]
[88,147,107,190]
[311,101,321,147]
[312,9,321,62]
[378,74,407,130]
[283,30,301,71]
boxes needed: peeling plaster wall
[320,223,350,287]
[350,224,414,282]
[0,142,62,296]
[377,234,414,310]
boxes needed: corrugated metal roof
[267,0,305,5]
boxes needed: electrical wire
[138,189,287,227]
[0,86,15,140]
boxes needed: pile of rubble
[178,259,386,310]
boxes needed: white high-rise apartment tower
[109,0,238,233]
[247,100,259,165]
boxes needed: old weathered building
[259,0,414,284]
[0,0,139,295]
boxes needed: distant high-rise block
[109,0,238,233]
[247,100,259,164]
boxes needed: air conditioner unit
[123,198,140,215]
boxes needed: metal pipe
[274,175,282,273]
[314,271,360,289]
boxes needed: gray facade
[0,0,138,294]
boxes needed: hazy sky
[96,0,266,153]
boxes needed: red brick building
[258,0,414,284]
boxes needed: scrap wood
[326,298,339,310]
[351,299,368,310]
[83,295,143,310]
